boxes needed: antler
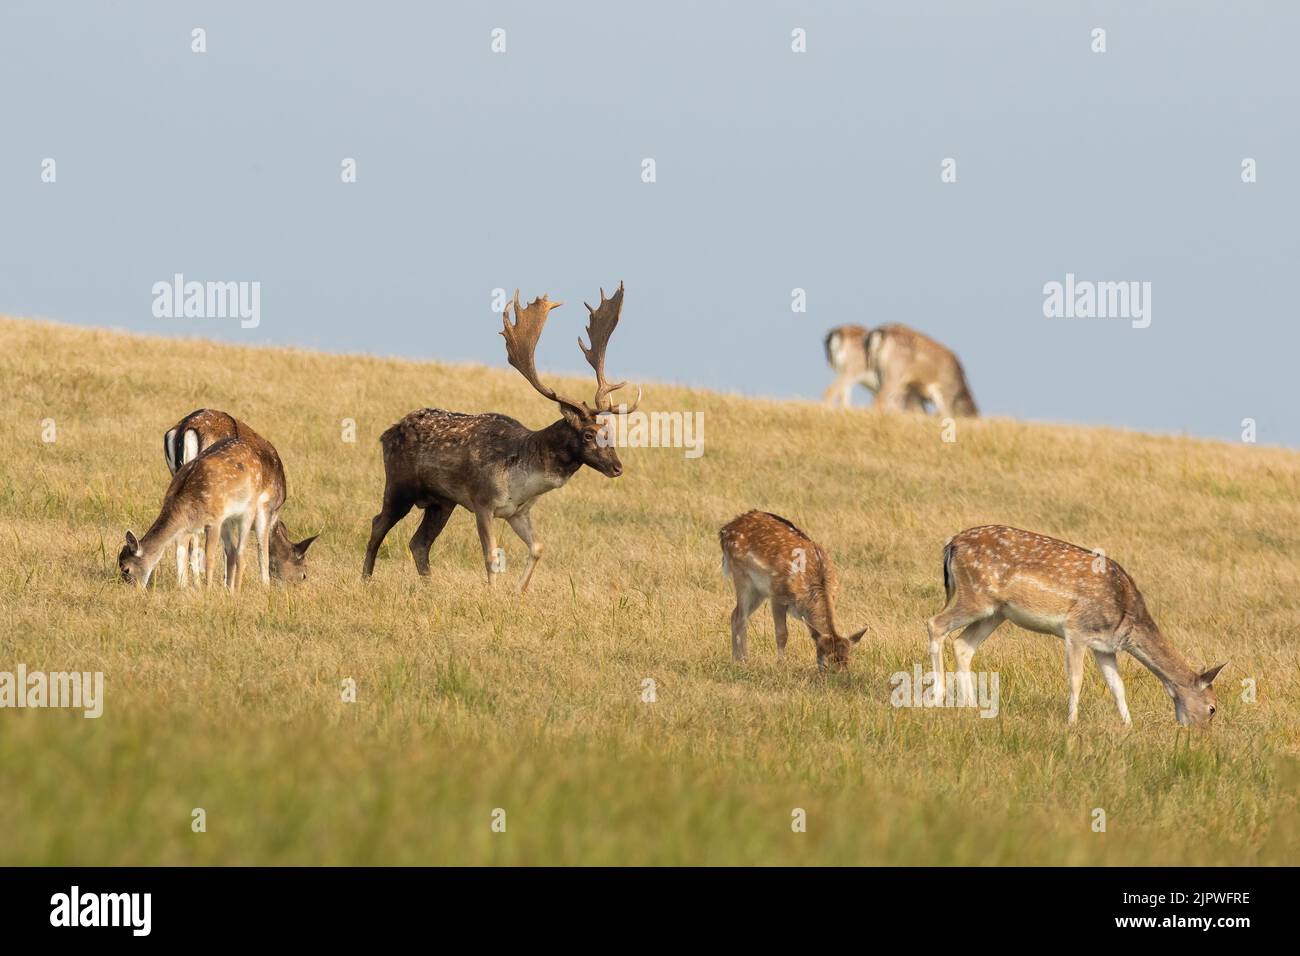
[580,281,640,414]
[501,291,587,412]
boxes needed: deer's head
[501,283,640,480]
[818,628,867,671]
[1173,662,1227,728]
[118,530,150,588]
[269,525,319,582]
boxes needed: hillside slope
[1,316,1297,865]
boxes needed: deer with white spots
[719,510,868,671]
[164,409,317,584]
[926,525,1225,726]
[119,436,285,591]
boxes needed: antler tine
[501,289,586,411]
[579,280,638,413]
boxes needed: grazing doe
[119,437,285,590]
[362,282,639,590]
[926,525,1226,726]
[823,324,921,410]
[164,409,317,583]
[719,510,868,671]
[853,324,977,417]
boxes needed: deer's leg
[409,499,455,578]
[362,490,413,578]
[255,507,272,585]
[223,515,253,592]
[952,613,1003,707]
[176,538,189,587]
[505,511,543,593]
[822,375,850,407]
[927,601,992,701]
[1092,649,1131,726]
[876,377,916,413]
[190,533,204,580]
[729,578,761,662]
[1063,633,1089,724]
[221,519,241,592]
[771,601,790,661]
[235,514,254,591]
[204,524,223,589]
[473,507,500,586]
[809,627,829,672]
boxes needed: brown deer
[164,409,317,583]
[362,282,639,591]
[822,325,921,410]
[926,525,1226,726]
[848,324,977,417]
[719,510,868,671]
[119,436,285,590]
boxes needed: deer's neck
[1125,623,1199,692]
[135,507,191,576]
[801,561,843,640]
[521,420,583,483]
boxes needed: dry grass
[1,315,1297,865]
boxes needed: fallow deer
[719,510,868,671]
[164,409,317,583]
[823,324,921,410]
[835,324,977,417]
[926,525,1226,726]
[361,282,639,591]
[119,436,285,590]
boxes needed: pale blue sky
[2,1,1296,445]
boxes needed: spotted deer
[854,324,977,417]
[362,282,639,591]
[926,525,1226,726]
[719,510,868,671]
[119,436,286,590]
[164,409,317,583]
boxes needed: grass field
[1,315,1297,865]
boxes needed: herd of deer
[115,284,1225,729]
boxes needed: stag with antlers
[361,282,639,590]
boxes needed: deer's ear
[848,627,868,644]
[125,531,141,556]
[1198,662,1227,688]
[558,402,587,429]
[294,534,319,557]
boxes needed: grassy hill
[1,315,1297,865]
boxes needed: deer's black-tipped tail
[942,539,955,603]
[163,428,179,474]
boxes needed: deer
[826,324,977,417]
[361,282,639,591]
[926,525,1226,727]
[719,510,868,671]
[118,436,286,590]
[823,324,920,410]
[164,409,317,584]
